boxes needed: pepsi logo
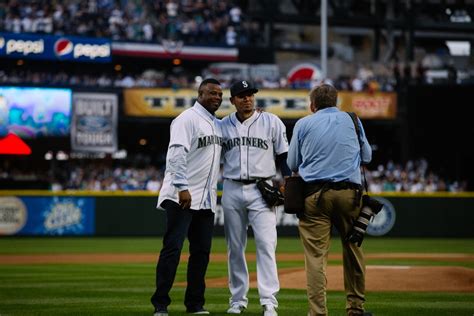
[54,38,73,56]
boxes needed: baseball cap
[230,80,259,97]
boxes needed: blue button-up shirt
[287,107,372,184]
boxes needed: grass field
[0,237,473,316]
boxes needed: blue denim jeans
[151,200,215,311]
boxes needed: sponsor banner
[0,196,95,236]
[124,88,397,119]
[338,92,397,119]
[0,32,111,62]
[71,93,118,153]
[112,41,238,61]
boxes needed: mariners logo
[367,197,396,236]
[54,38,73,56]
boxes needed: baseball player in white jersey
[151,78,223,316]
[220,80,290,316]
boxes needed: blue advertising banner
[0,32,111,62]
[0,196,95,236]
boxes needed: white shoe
[227,305,246,314]
[263,305,278,316]
[262,305,278,316]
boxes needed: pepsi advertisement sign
[0,32,111,62]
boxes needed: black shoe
[347,311,373,316]
[187,307,210,314]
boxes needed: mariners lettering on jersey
[197,135,223,148]
[222,136,269,153]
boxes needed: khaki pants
[298,188,365,316]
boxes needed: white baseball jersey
[220,111,288,180]
[158,102,222,211]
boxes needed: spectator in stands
[225,25,237,46]
[1,0,258,46]
[0,157,467,192]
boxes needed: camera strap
[346,112,369,193]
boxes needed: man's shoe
[227,304,246,314]
[347,311,373,316]
[262,305,278,316]
[154,306,168,316]
[188,307,210,314]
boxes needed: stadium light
[446,41,470,56]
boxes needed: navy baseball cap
[230,80,259,97]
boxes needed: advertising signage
[124,88,397,120]
[71,93,118,153]
[0,196,95,236]
[0,32,111,62]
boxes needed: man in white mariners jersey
[151,78,223,316]
[220,80,290,316]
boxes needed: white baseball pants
[222,179,280,308]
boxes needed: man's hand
[346,229,365,247]
[279,185,285,195]
[178,190,192,209]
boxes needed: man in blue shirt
[287,84,372,316]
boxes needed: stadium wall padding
[1,192,473,237]
[94,196,166,236]
[379,196,474,237]
[93,194,474,237]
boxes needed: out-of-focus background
[1,2,473,315]
[0,0,473,238]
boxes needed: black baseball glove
[256,180,284,207]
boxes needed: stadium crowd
[1,0,468,90]
[2,58,466,91]
[0,158,467,192]
[0,65,408,92]
[364,158,467,193]
[1,0,258,46]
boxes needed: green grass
[0,237,473,254]
[0,237,473,315]
[1,263,473,316]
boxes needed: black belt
[305,180,361,194]
[228,178,268,185]
[304,181,362,205]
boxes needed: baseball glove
[256,180,284,207]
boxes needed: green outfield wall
[0,191,473,237]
